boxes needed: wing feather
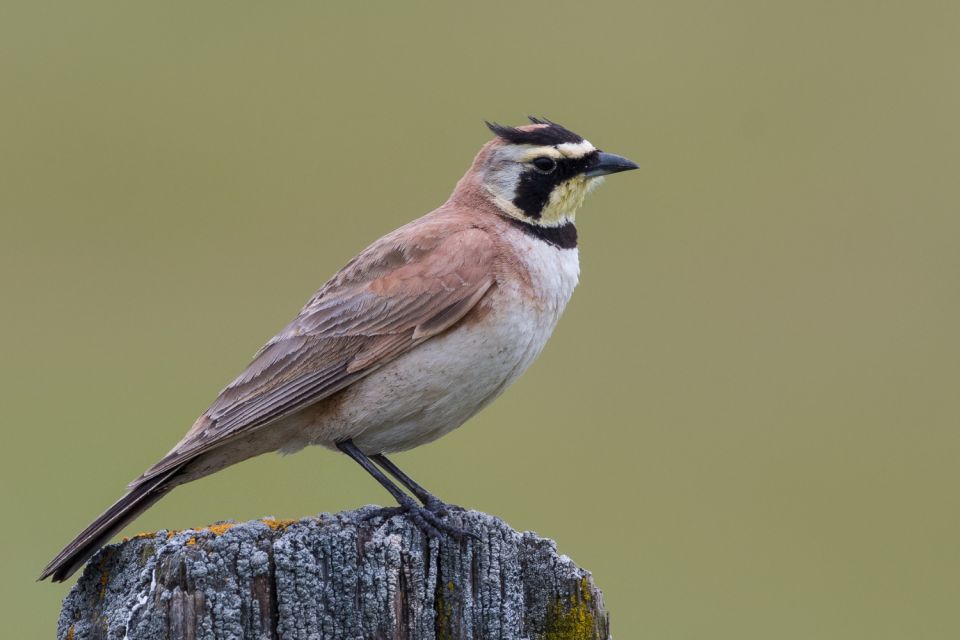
[136,225,496,482]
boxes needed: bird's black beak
[584,152,639,178]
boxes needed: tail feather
[39,468,180,582]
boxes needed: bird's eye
[531,156,557,173]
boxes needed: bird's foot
[364,496,479,542]
[423,496,463,517]
[417,493,466,518]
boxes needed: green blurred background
[2,2,959,637]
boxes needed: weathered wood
[57,507,609,639]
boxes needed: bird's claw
[416,509,480,542]
[423,496,469,517]
[368,495,479,542]
[423,497,450,517]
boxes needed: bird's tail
[39,467,181,582]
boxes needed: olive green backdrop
[3,2,959,638]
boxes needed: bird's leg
[336,440,477,541]
[370,453,459,517]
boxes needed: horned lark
[41,117,638,582]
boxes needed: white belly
[282,242,580,455]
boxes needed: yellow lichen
[96,549,113,600]
[173,521,238,545]
[123,517,297,547]
[124,531,160,542]
[204,522,237,536]
[541,579,597,640]
[435,581,455,640]
[142,531,158,539]
[261,517,297,531]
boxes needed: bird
[40,117,638,582]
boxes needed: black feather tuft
[485,117,584,146]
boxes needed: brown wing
[137,223,496,483]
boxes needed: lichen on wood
[57,507,609,639]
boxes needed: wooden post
[57,507,609,639]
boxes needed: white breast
[288,238,580,455]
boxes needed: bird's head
[453,117,638,229]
